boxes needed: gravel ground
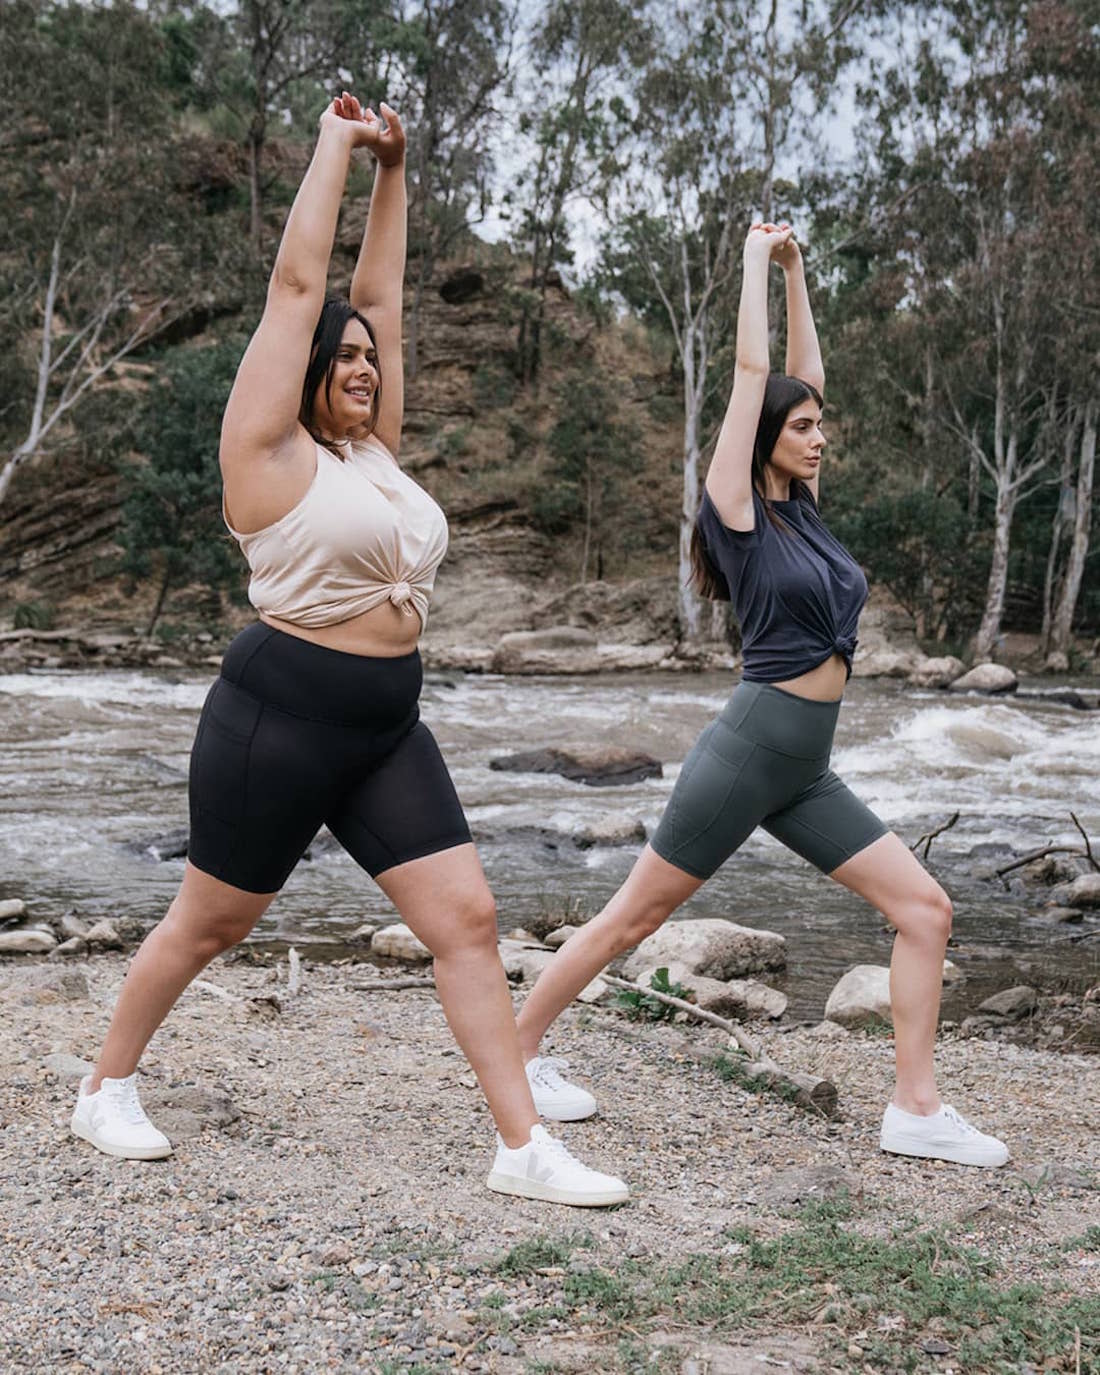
[2,953,1098,1374]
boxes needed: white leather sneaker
[487,1125,629,1206]
[525,1056,598,1122]
[880,1102,1008,1167]
[71,1074,173,1160]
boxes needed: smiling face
[308,316,379,440]
[765,398,825,495]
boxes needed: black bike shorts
[187,623,472,893]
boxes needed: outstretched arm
[347,97,407,457]
[704,223,792,530]
[221,102,375,467]
[777,237,824,501]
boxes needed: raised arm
[704,223,793,530]
[221,102,375,469]
[777,237,824,502]
[347,98,407,457]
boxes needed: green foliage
[614,966,689,1022]
[496,1232,592,1277]
[12,601,56,632]
[118,343,246,632]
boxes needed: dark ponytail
[688,373,823,602]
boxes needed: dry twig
[910,812,959,860]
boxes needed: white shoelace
[105,1077,148,1126]
[529,1056,572,1091]
[941,1105,979,1136]
[533,1131,586,1171]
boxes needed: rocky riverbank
[2,949,1098,1374]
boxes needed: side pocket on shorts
[659,724,756,859]
[189,679,262,825]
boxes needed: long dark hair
[300,297,379,447]
[690,373,824,602]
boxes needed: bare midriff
[260,600,421,658]
[769,651,848,703]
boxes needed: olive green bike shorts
[650,681,889,880]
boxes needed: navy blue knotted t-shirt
[697,485,868,682]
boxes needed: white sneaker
[487,1124,629,1206]
[71,1074,173,1161]
[525,1055,598,1122]
[880,1102,1009,1167]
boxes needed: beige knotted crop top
[223,435,448,631]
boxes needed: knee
[618,898,674,953]
[163,897,255,961]
[439,888,498,958]
[891,883,952,945]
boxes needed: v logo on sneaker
[526,1156,556,1184]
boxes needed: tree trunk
[1040,411,1078,657]
[248,126,264,258]
[146,569,173,638]
[407,260,429,383]
[973,476,1016,661]
[679,320,701,642]
[1048,400,1097,660]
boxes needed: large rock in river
[824,965,892,1027]
[948,663,1018,695]
[621,918,786,981]
[490,746,661,787]
[1064,874,1100,909]
[371,922,432,963]
[0,926,57,954]
[908,655,966,689]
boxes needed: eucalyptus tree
[0,0,212,507]
[384,0,517,379]
[509,0,652,386]
[598,0,859,642]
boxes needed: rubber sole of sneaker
[532,1099,599,1123]
[485,1171,628,1207]
[880,1135,1009,1168]
[71,1118,173,1161]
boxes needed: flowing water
[2,666,1098,1018]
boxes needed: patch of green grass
[496,1232,593,1276]
[492,1212,1099,1372]
[1065,1225,1100,1253]
[615,966,690,1022]
[710,1051,805,1106]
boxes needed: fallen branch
[601,974,837,1116]
[995,845,1082,877]
[1071,812,1099,872]
[910,812,959,860]
[350,978,436,992]
[1066,929,1100,944]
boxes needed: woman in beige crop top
[71,93,627,1208]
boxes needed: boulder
[348,923,378,944]
[59,913,89,940]
[634,962,787,1020]
[824,965,892,1028]
[544,925,579,950]
[370,923,432,963]
[908,655,966,689]
[1044,907,1084,924]
[490,746,662,788]
[498,945,553,982]
[978,985,1037,1019]
[48,937,88,958]
[490,627,672,674]
[1065,874,1100,909]
[84,920,124,950]
[0,927,57,954]
[850,650,918,679]
[948,663,1018,695]
[620,919,786,982]
[0,899,27,922]
[941,958,963,984]
[571,813,648,849]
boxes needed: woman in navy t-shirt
[517,222,1009,1170]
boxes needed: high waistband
[717,680,840,761]
[219,622,422,727]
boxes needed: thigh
[188,678,332,894]
[650,717,769,880]
[762,768,889,875]
[326,720,472,879]
[374,842,494,958]
[828,830,943,913]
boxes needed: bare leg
[92,862,276,1090]
[829,832,953,1114]
[516,845,703,1062]
[375,843,540,1149]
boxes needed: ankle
[893,1090,942,1116]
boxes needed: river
[2,667,1098,1019]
